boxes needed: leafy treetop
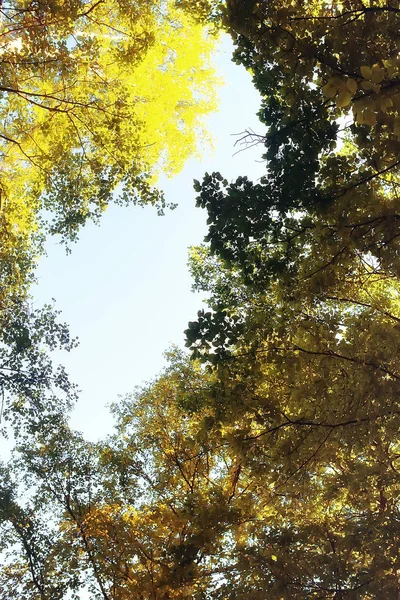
[0,0,219,308]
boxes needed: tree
[3,338,399,598]
[2,1,400,598]
[0,0,219,309]
[180,1,400,596]
[0,352,245,599]
[184,244,400,597]
[0,299,78,437]
[187,0,400,293]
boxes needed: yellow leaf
[346,78,358,93]
[361,80,375,91]
[392,94,400,111]
[322,83,337,99]
[336,90,352,108]
[371,64,385,83]
[360,65,372,79]
[331,76,347,91]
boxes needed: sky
[32,36,267,442]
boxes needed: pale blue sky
[32,37,266,441]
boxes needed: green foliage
[2,1,400,598]
[0,354,239,599]
[191,0,400,296]
[0,300,78,437]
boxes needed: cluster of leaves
[0,299,78,437]
[1,1,400,599]
[192,0,400,291]
[3,326,400,598]
[180,0,400,596]
[0,354,243,599]
[0,0,219,310]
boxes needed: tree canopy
[180,1,400,596]
[190,0,400,290]
[0,0,218,309]
[1,1,400,599]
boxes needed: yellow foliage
[0,0,220,307]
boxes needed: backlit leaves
[0,0,219,308]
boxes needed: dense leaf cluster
[0,0,218,311]
[1,1,400,599]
